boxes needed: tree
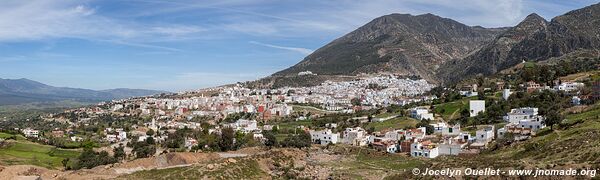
[113,144,126,161]
[263,131,278,148]
[218,127,235,151]
[416,119,434,135]
[544,110,562,130]
[145,136,155,145]
[73,148,117,170]
[351,98,361,106]
[133,144,156,158]
[146,129,155,136]
[281,132,311,148]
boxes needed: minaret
[151,118,157,131]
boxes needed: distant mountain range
[251,2,600,88]
[0,78,168,106]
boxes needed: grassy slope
[0,135,80,169]
[364,117,418,131]
[433,97,471,120]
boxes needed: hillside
[252,2,600,88]
[0,78,168,106]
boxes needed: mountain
[440,3,600,83]
[255,3,600,88]
[270,13,505,84]
[0,78,168,106]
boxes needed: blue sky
[0,0,597,91]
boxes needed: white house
[555,82,584,92]
[516,117,546,132]
[498,107,546,140]
[475,125,495,144]
[503,107,539,124]
[372,140,397,153]
[469,100,485,117]
[342,127,369,146]
[442,124,461,137]
[309,129,340,145]
[572,96,581,105]
[411,141,439,158]
[430,122,447,133]
[438,138,468,156]
[410,107,434,120]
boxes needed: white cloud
[150,25,206,37]
[0,0,204,50]
[249,41,313,55]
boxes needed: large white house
[309,129,340,145]
[503,107,539,124]
[498,107,546,139]
[469,100,485,117]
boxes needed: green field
[0,140,80,169]
[276,120,312,131]
[0,132,25,140]
[433,97,477,120]
[364,117,418,131]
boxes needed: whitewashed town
[14,72,594,160]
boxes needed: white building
[22,128,39,138]
[475,125,495,144]
[469,100,485,117]
[502,89,512,100]
[516,117,546,132]
[225,119,258,133]
[503,107,539,124]
[309,129,340,145]
[430,122,447,133]
[410,141,439,158]
[441,124,460,137]
[410,107,434,120]
[498,107,546,140]
[555,82,584,92]
[342,127,369,146]
[438,138,468,156]
[572,96,581,105]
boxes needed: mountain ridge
[0,78,168,106]
[252,3,600,88]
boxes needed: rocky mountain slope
[440,3,600,83]
[0,78,168,106]
[257,3,600,87]
[272,13,505,83]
